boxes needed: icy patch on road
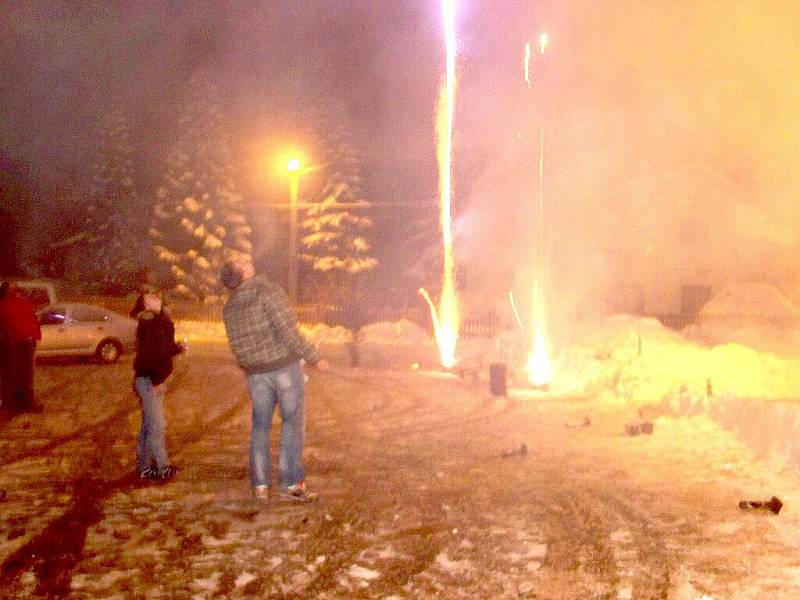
[507,541,547,565]
[347,564,381,580]
[358,545,406,562]
[234,572,257,588]
[70,569,139,591]
[192,571,222,596]
[435,551,472,575]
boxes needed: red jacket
[0,291,41,345]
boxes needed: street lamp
[287,157,302,303]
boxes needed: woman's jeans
[134,376,169,472]
[246,362,305,489]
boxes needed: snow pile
[175,320,227,342]
[299,323,353,346]
[359,319,432,345]
[698,282,800,320]
[175,320,353,346]
[687,283,800,356]
[551,314,800,408]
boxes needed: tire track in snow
[169,388,251,459]
[0,360,247,596]
[0,406,145,596]
[523,481,677,599]
[319,370,513,440]
[295,371,504,595]
[594,489,676,599]
[0,366,190,468]
[291,374,434,594]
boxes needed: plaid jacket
[222,276,320,374]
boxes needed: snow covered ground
[177,306,800,468]
[3,301,800,597]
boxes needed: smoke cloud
[453,0,800,338]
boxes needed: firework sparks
[509,290,524,331]
[539,32,548,55]
[524,42,532,88]
[526,278,553,386]
[421,0,460,369]
[524,35,553,387]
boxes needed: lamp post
[286,157,301,303]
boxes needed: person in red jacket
[0,280,43,413]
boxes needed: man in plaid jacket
[221,260,329,502]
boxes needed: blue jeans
[134,376,169,472]
[246,362,305,489]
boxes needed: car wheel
[96,339,122,364]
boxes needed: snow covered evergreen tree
[149,70,252,300]
[297,114,377,303]
[80,99,145,290]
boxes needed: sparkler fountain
[524,34,554,389]
[419,0,460,369]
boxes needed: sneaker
[278,481,317,502]
[153,465,179,481]
[252,485,271,500]
[138,466,157,479]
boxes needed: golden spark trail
[524,42,532,88]
[509,290,524,331]
[525,35,553,387]
[421,0,460,368]
[526,277,553,386]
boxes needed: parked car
[36,302,137,364]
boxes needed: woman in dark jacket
[133,292,184,480]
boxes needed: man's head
[221,260,255,290]
[143,292,163,313]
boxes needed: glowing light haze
[420,0,460,369]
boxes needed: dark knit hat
[220,263,243,289]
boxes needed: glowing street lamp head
[287,157,302,172]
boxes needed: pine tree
[297,115,377,303]
[81,99,145,290]
[149,70,252,300]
